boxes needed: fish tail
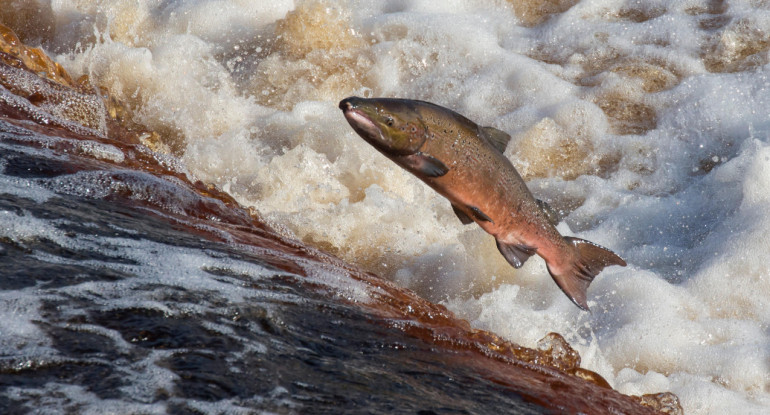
[546,237,627,311]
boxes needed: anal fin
[496,240,536,269]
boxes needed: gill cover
[340,97,428,156]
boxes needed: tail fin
[546,237,626,311]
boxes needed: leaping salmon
[339,96,626,310]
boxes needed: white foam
[0,291,52,356]
[5,382,169,415]
[76,141,125,163]
[41,1,770,413]
[0,169,364,412]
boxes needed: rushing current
[1,0,769,414]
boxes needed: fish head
[339,97,428,156]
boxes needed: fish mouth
[339,97,383,143]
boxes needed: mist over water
[2,0,770,413]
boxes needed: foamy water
[6,0,770,413]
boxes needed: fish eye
[385,117,394,127]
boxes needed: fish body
[339,96,626,310]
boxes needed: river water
[0,49,666,415]
[2,1,770,414]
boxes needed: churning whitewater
[1,1,770,414]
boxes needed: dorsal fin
[482,126,511,154]
[536,199,561,226]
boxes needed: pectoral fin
[400,153,449,177]
[496,240,536,268]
